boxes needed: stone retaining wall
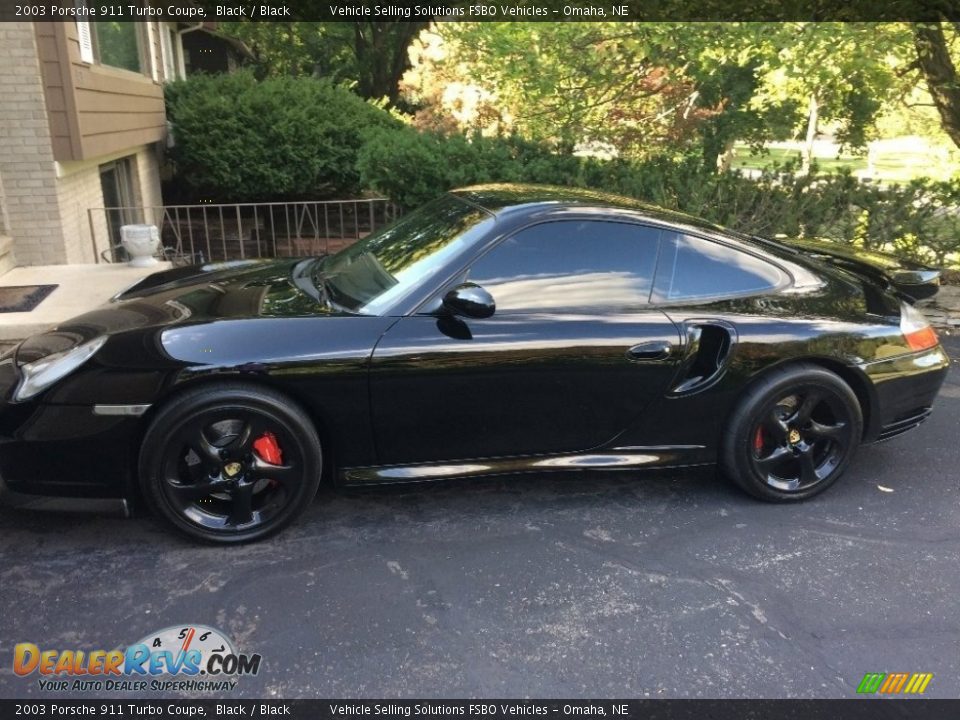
[924,285,960,330]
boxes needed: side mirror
[442,283,495,319]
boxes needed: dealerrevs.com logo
[13,625,262,693]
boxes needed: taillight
[900,302,939,352]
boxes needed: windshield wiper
[290,257,335,307]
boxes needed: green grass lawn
[732,144,958,183]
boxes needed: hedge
[164,72,398,201]
[357,125,960,266]
[165,74,960,266]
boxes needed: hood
[783,238,940,302]
[15,259,331,365]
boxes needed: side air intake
[670,321,735,395]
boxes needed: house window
[99,157,139,255]
[160,24,184,81]
[93,22,144,73]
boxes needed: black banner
[1,700,959,720]
[2,0,959,22]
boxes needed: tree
[739,23,903,172]
[404,23,729,157]
[912,21,960,149]
[353,22,429,103]
[225,21,427,105]
[221,22,343,79]
[403,23,905,171]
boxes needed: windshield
[312,195,493,315]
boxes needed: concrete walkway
[0,262,171,344]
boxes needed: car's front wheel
[721,364,863,502]
[139,383,322,543]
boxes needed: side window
[93,22,146,74]
[466,221,662,313]
[653,233,785,302]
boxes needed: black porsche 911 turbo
[0,184,949,542]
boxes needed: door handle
[626,340,673,362]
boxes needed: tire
[720,363,863,502]
[139,382,322,543]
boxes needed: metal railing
[88,198,400,265]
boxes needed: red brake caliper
[253,432,283,465]
[753,426,765,454]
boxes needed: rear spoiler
[779,238,940,303]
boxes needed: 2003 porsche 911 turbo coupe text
[0,185,950,542]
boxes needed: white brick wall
[55,162,105,264]
[0,142,12,273]
[136,144,163,210]
[0,22,67,266]
[55,144,164,263]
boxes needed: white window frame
[159,22,185,82]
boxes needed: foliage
[163,32,960,266]
[358,124,960,266]
[221,22,356,81]
[220,20,959,159]
[403,23,723,157]
[402,22,913,170]
[357,126,600,209]
[164,72,398,201]
[223,21,428,104]
[744,24,904,146]
[911,22,960,151]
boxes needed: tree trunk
[353,22,428,105]
[801,92,819,174]
[716,137,737,172]
[913,22,960,150]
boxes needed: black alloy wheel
[749,386,855,492]
[721,364,863,502]
[140,383,322,542]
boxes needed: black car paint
[0,184,949,512]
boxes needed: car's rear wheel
[139,383,322,543]
[721,364,862,502]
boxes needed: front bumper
[858,344,950,442]
[0,398,143,510]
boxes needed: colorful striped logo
[857,672,933,694]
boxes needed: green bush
[358,126,960,266]
[355,128,569,209]
[165,72,398,201]
[166,78,960,266]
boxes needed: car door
[368,219,683,466]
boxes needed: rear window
[652,233,785,302]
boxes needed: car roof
[449,183,729,236]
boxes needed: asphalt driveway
[1,335,958,699]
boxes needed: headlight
[14,336,107,402]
